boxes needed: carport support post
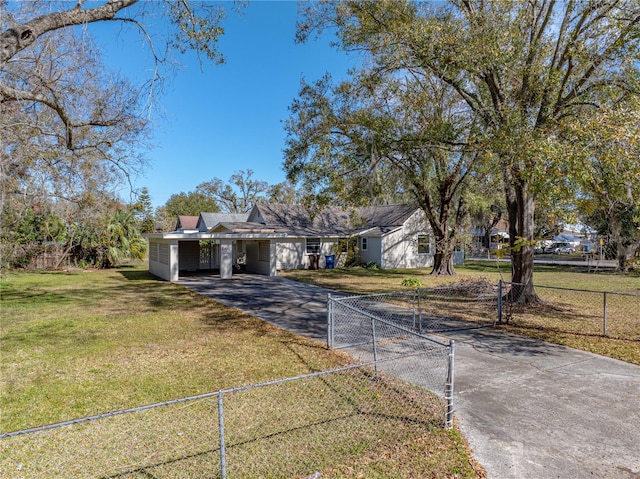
[170,240,179,282]
[220,239,233,279]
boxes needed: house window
[306,237,320,254]
[361,237,368,251]
[418,235,431,254]
[338,237,357,253]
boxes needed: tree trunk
[505,178,538,303]
[615,235,639,274]
[430,235,456,275]
[431,251,456,275]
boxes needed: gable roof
[249,203,419,237]
[197,212,251,232]
[175,215,199,231]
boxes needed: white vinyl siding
[159,243,169,265]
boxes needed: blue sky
[92,1,357,209]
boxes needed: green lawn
[280,260,640,365]
[0,266,481,478]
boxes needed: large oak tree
[297,0,640,298]
[284,72,484,275]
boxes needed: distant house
[146,203,433,281]
[470,218,510,254]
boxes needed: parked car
[544,242,574,254]
[534,242,549,254]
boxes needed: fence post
[327,294,333,350]
[418,288,423,333]
[603,292,607,336]
[445,340,455,429]
[412,290,417,330]
[218,393,227,479]
[371,318,379,379]
[497,280,503,324]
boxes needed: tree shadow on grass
[118,269,158,281]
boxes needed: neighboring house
[470,218,510,254]
[146,203,433,281]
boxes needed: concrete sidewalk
[179,274,640,479]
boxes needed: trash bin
[325,254,335,269]
[308,254,319,270]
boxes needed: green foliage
[161,191,219,218]
[563,98,640,271]
[2,207,68,268]
[133,187,156,234]
[11,208,67,246]
[401,277,422,288]
[70,207,147,268]
[364,261,379,270]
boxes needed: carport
[146,231,287,282]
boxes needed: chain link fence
[502,282,640,340]
[2,285,456,478]
[417,282,499,331]
[2,361,450,477]
[327,294,455,430]
[328,282,498,341]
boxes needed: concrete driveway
[179,274,640,479]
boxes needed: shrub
[401,277,423,288]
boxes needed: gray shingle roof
[251,203,418,237]
[198,212,250,232]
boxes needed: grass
[0,265,481,478]
[280,260,640,365]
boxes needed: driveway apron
[178,274,640,479]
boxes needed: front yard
[0,266,482,478]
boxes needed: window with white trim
[361,237,368,251]
[417,235,431,254]
[306,237,320,254]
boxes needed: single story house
[146,203,434,281]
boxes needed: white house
[146,203,434,281]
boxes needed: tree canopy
[293,0,640,285]
[1,0,235,268]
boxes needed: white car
[544,242,574,254]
